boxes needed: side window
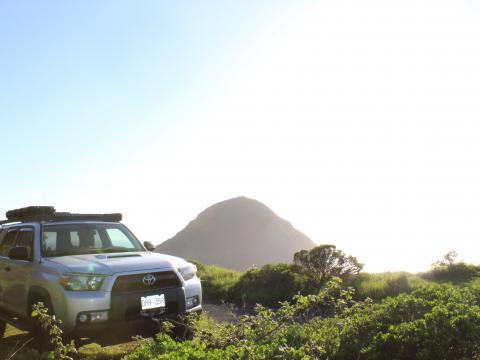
[93,231,102,248]
[70,231,80,247]
[16,229,34,260]
[0,230,18,257]
[76,229,102,249]
[106,228,135,249]
[42,231,57,255]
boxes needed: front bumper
[56,275,202,335]
[73,306,202,338]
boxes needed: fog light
[186,296,199,309]
[90,311,108,322]
[78,313,89,323]
[77,311,108,324]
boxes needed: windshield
[41,223,144,257]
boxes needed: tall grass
[421,262,480,284]
[348,272,426,301]
[192,261,242,300]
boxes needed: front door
[0,228,19,312]
[3,228,34,317]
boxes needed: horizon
[2,0,480,273]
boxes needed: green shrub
[123,278,353,360]
[349,272,425,302]
[464,277,480,303]
[124,281,480,360]
[333,284,480,359]
[193,261,241,301]
[232,263,312,306]
[421,262,480,284]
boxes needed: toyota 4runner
[0,206,202,340]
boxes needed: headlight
[60,274,107,291]
[178,263,197,281]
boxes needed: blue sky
[0,1,282,177]
[1,0,480,272]
[0,0,291,205]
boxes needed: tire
[0,319,6,339]
[28,297,55,352]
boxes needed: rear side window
[0,230,18,257]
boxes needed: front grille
[112,271,181,293]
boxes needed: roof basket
[1,206,122,224]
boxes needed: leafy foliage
[193,261,241,300]
[347,272,426,301]
[125,281,480,360]
[31,302,77,360]
[124,278,354,360]
[433,250,459,267]
[293,245,363,286]
[4,250,480,360]
[422,262,480,283]
[232,264,312,306]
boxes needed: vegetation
[197,245,364,306]
[421,261,480,284]
[196,248,480,306]
[124,280,480,360]
[231,264,312,306]
[2,249,480,359]
[346,272,427,302]
[192,261,242,300]
[293,245,363,285]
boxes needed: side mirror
[8,246,30,261]
[144,241,155,251]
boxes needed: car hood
[45,251,187,275]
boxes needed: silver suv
[0,206,202,340]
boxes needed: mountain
[156,196,316,271]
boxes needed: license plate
[141,294,165,310]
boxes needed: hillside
[156,196,315,270]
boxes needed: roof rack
[0,206,122,224]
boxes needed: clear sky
[1,0,480,272]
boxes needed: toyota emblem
[142,274,156,286]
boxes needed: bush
[232,263,312,306]
[193,261,241,301]
[294,245,363,286]
[348,272,424,302]
[125,281,480,360]
[333,284,480,359]
[123,278,353,360]
[421,262,480,283]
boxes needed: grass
[421,262,480,284]
[193,261,242,300]
[347,272,427,301]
